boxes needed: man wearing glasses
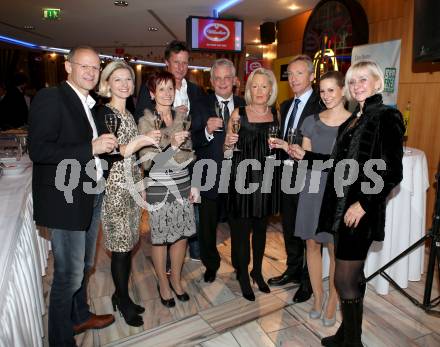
[29,46,117,346]
[191,58,246,282]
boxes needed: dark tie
[222,100,230,126]
[284,98,301,140]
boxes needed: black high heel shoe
[169,281,190,302]
[112,296,144,327]
[250,271,271,293]
[112,293,145,314]
[157,284,176,307]
[238,273,255,301]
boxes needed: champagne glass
[214,100,224,132]
[153,110,163,151]
[284,127,297,165]
[231,118,241,152]
[180,113,193,151]
[104,113,119,154]
[266,124,279,158]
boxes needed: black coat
[29,82,104,230]
[306,94,405,241]
[191,93,246,199]
[133,79,205,123]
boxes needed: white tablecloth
[0,161,50,347]
[322,147,429,295]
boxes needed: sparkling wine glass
[231,117,241,152]
[214,100,224,132]
[180,113,192,151]
[284,127,297,165]
[104,113,119,154]
[266,124,279,158]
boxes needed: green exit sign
[43,8,61,20]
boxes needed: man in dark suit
[134,40,205,122]
[192,58,246,282]
[268,55,323,303]
[28,46,117,346]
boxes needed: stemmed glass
[231,117,241,152]
[214,101,224,132]
[266,124,279,158]
[284,127,297,165]
[104,113,119,154]
[180,113,192,152]
[153,110,163,150]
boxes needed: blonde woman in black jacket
[291,61,404,347]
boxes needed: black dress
[228,106,280,218]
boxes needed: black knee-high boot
[111,251,144,327]
[340,297,364,347]
[321,281,366,347]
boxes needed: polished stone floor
[42,216,440,347]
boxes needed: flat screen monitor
[186,16,243,53]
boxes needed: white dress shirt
[205,94,234,141]
[173,78,190,111]
[283,88,313,138]
[66,81,103,181]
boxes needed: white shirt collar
[295,87,313,104]
[66,81,96,109]
[216,94,233,103]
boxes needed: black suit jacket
[279,89,323,161]
[28,81,103,230]
[192,93,246,199]
[134,79,205,123]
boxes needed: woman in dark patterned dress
[138,71,197,308]
[96,61,159,327]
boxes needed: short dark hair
[320,70,345,88]
[67,45,99,62]
[147,70,176,94]
[164,40,189,60]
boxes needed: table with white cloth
[322,147,430,295]
[0,158,50,347]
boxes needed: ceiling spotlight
[148,26,158,32]
[288,4,300,11]
[114,1,128,7]
[24,25,35,30]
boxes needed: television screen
[186,16,243,53]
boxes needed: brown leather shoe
[73,313,115,335]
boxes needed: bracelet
[223,144,233,151]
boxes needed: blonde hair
[98,60,135,98]
[345,60,384,100]
[244,68,277,106]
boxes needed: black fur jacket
[304,94,405,241]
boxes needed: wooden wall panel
[277,0,440,226]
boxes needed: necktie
[222,100,230,126]
[284,98,300,140]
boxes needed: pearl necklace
[250,105,269,115]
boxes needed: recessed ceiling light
[288,4,300,11]
[24,25,35,30]
[148,27,158,32]
[114,1,128,7]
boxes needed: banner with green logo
[351,39,401,108]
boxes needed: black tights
[228,216,268,275]
[334,259,366,300]
[111,251,132,299]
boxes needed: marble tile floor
[41,218,440,347]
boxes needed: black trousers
[281,192,310,286]
[228,216,268,275]
[199,196,222,272]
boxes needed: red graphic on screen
[197,19,236,50]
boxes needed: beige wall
[277,0,439,226]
